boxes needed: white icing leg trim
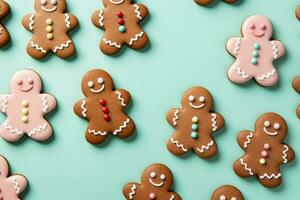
[233,38,241,56]
[170,137,188,152]
[239,159,254,175]
[42,95,49,113]
[257,69,276,81]
[12,178,21,194]
[259,173,281,180]
[196,140,214,153]
[134,4,142,20]
[129,184,136,199]
[0,27,3,35]
[172,109,179,126]
[113,118,130,135]
[28,124,48,136]
[211,113,217,131]
[81,100,87,118]
[129,32,144,46]
[53,40,72,53]
[170,195,175,200]
[103,38,121,48]
[88,129,107,136]
[98,10,104,26]
[64,14,71,28]
[243,132,253,148]
[30,42,47,53]
[1,95,8,113]
[2,123,23,135]
[282,145,289,164]
[271,41,278,59]
[233,66,249,79]
[116,91,126,107]
[29,14,35,31]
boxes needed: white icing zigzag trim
[170,195,175,200]
[29,14,35,31]
[129,184,136,199]
[98,10,104,26]
[170,137,187,152]
[64,14,71,28]
[0,27,3,35]
[28,124,48,136]
[172,109,179,126]
[271,41,278,59]
[234,38,241,55]
[42,95,49,113]
[233,66,249,78]
[53,40,72,53]
[88,129,107,136]
[12,178,21,194]
[243,132,253,148]
[197,140,214,153]
[259,173,281,180]
[239,159,254,175]
[282,145,289,164]
[1,95,8,113]
[30,42,47,53]
[103,38,121,48]
[129,32,144,45]
[113,118,130,135]
[211,113,217,131]
[81,100,87,118]
[257,69,276,81]
[116,91,126,107]
[3,123,23,135]
[134,4,142,20]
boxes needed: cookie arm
[167,192,182,200]
[22,14,35,32]
[65,13,78,31]
[210,112,225,132]
[73,99,88,119]
[282,144,295,164]
[132,3,148,21]
[41,94,57,114]
[114,89,131,108]
[226,37,242,57]
[293,76,300,93]
[237,130,253,149]
[270,40,285,60]
[166,108,181,128]
[0,0,10,18]
[122,182,140,199]
[91,9,105,29]
[0,94,9,114]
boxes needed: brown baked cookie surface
[292,76,300,118]
[166,86,225,159]
[123,163,182,200]
[22,0,78,59]
[73,69,135,145]
[233,113,295,188]
[195,0,238,6]
[0,0,10,47]
[211,185,244,200]
[91,0,149,55]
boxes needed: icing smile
[88,77,105,94]
[42,6,57,12]
[109,0,124,4]
[189,102,205,109]
[19,85,33,92]
[90,84,105,93]
[263,127,278,136]
[263,121,280,136]
[252,31,265,37]
[188,95,206,109]
[149,178,164,187]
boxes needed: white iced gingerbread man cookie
[0,69,57,142]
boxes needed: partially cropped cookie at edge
[0,0,10,47]
[296,5,300,20]
[22,0,78,59]
[123,163,182,200]
[91,0,149,55]
[195,0,238,6]
[0,69,57,142]
[166,86,225,159]
[73,69,136,145]
[211,185,244,200]
[292,76,300,118]
[233,112,295,188]
[226,15,285,87]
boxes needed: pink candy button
[264,143,270,150]
[149,193,156,199]
[261,150,268,157]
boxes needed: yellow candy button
[46,26,53,32]
[22,116,29,123]
[22,100,29,107]
[47,33,54,40]
[22,108,29,115]
[46,18,53,25]
[259,158,266,165]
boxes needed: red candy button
[118,18,125,25]
[102,107,109,113]
[117,12,123,18]
[99,99,106,106]
[104,114,110,121]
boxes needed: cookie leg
[227,65,252,84]
[194,140,217,159]
[258,169,282,188]
[296,105,300,118]
[113,118,135,139]
[0,122,24,142]
[54,41,76,59]
[167,134,189,156]
[0,26,10,48]
[28,122,53,141]
[26,41,48,59]
[223,0,237,3]
[233,158,254,178]
[100,38,123,55]
[127,32,149,50]
[195,0,214,5]
[85,125,107,145]
[255,70,279,87]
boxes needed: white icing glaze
[257,69,276,81]
[233,66,249,78]
[172,109,179,126]
[263,126,278,136]
[109,0,124,4]
[28,123,48,136]
[64,14,71,28]
[116,91,126,107]
[239,158,254,175]
[98,10,104,26]
[149,178,164,187]
[88,129,107,136]
[129,184,136,199]
[170,137,187,152]
[1,95,8,113]
[243,132,253,148]
[234,38,241,55]
[2,122,23,135]
[53,40,72,52]
[81,100,87,118]
[129,31,144,45]
[271,41,278,59]
[0,27,2,35]
[29,14,35,31]
[196,140,214,153]
[282,145,288,164]
[90,84,105,93]
[42,6,57,12]
[113,118,130,135]
[42,95,49,113]
[211,113,217,131]
[134,4,142,20]
[259,173,281,179]
[170,195,175,200]
[103,38,121,48]
[30,42,47,53]
[189,101,205,109]
[12,177,20,194]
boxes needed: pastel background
[0,0,299,199]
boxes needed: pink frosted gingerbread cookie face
[0,155,28,200]
[226,15,285,87]
[0,69,57,142]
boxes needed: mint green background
[0,0,299,199]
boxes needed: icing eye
[28,78,34,85]
[274,123,280,130]
[88,81,94,88]
[199,96,205,103]
[150,172,156,178]
[249,23,255,30]
[264,121,270,127]
[160,174,166,180]
[260,24,267,30]
[50,0,57,5]
[17,79,23,85]
[97,77,104,84]
[188,95,195,102]
[40,0,47,5]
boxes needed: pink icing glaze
[0,69,57,142]
[226,15,285,87]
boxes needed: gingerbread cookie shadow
[195,0,241,7]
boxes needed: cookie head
[35,0,66,13]
[242,15,273,40]
[81,69,114,97]
[255,112,287,141]
[181,86,213,112]
[10,70,42,94]
[141,164,173,190]
[103,0,131,7]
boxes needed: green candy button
[191,132,198,139]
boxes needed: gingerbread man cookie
[22,0,78,59]
[292,76,300,118]
[233,113,295,188]
[0,69,57,142]
[166,86,225,159]
[0,155,28,200]
[0,0,10,47]
[296,5,300,20]
[74,69,135,145]
[195,0,237,6]
[91,0,149,55]
[123,163,182,200]
[226,15,285,87]
[211,185,244,200]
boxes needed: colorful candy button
[99,99,107,106]
[192,116,199,123]
[254,43,260,50]
[119,25,126,33]
[22,116,29,123]
[259,158,266,165]
[117,11,123,18]
[47,33,54,40]
[46,18,53,25]
[22,100,29,107]
[149,193,156,199]
[191,131,198,139]
[46,26,53,32]
[264,143,270,150]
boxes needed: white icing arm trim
[113,118,130,135]
[129,184,136,199]
[271,41,279,59]
[282,145,289,164]
[211,113,218,131]
[0,95,9,113]
[29,14,35,31]
[170,137,187,152]
[172,109,179,126]
[129,32,144,45]
[116,91,126,107]
[42,95,49,113]
[233,38,241,56]
[243,132,253,148]
[196,140,214,153]
[98,10,104,26]
[12,178,21,194]
[0,27,3,35]
[134,4,142,20]
[81,100,87,118]
[170,195,175,200]
[64,14,71,28]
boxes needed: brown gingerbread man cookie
[166,86,225,159]
[292,76,300,118]
[22,0,78,59]
[0,0,10,47]
[91,0,149,55]
[73,69,135,145]
[211,185,244,200]
[195,0,237,6]
[123,163,182,200]
[296,5,300,20]
[233,112,295,188]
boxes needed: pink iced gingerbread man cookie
[226,15,285,87]
[0,69,57,142]
[0,155,28,200]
